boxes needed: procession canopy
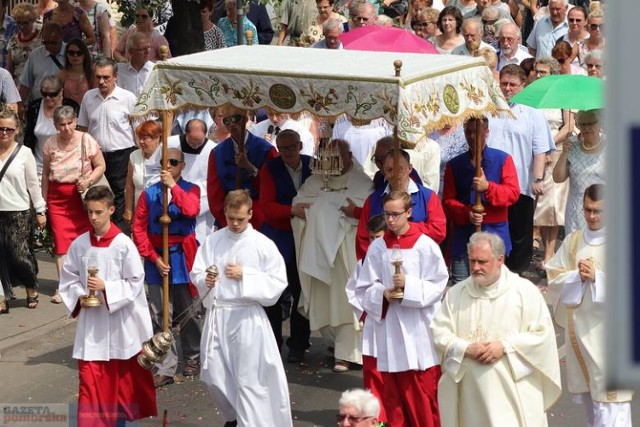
[133,45,511,146]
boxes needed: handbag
[80,132,111,199]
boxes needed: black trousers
[265,256,310,352]
[506,194,534,273]
[103,146,136,229]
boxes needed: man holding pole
[207,105,277,229]
[132,147,202,387]
[59,186,156,426]
[443,116,520,283]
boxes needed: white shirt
[20,43,67,100]
[451,41,496,56]
[117,61,154,97]
[497,45,533,71]
[0,145,46,212]
[250,118,315,157]
[78,86,137,152]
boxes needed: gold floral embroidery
[159,79,183,105]
[459,81,485,105]
[221,80,263,107]
[299,83,339,113]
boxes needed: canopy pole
[236,0,244,46]
[392,126,400,191]
[472,119,485,232]
[160,110,175,333]
[235,111,247,189]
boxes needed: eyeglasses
[498,36,516,42]
[412,21,433,28]
[135,14,149,19]
[336,414,372,424]
[277,143,300,152]
[41,90,61,98]
[586,63,602,69]
[589,23,603,31]
[354,16,370,22]
[0,127,16,134]
[500,81,523,89]
[577,120,598,127]
[166,158,182,167]
[382,210,407,219]
[222,114,244,126]
[568,18,583,23]
[67,49,84,57]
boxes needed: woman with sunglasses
[57,39,96,105]
[0,108,47,311]
[558,6,588,66]
[41,105,105,304]
[6,2,42,88]
[42,0,95,45]
[577,8,605,67]
[23,76,79,180]
[552,40,586,76]
[114,5,171,63]
[123,120,161,225]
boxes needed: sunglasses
[276,143,300,152]
[589,23,603,31]
[0,127,16,134]
[41,90,61,98]
[67,49,84,57]
[165,158,182,167]
[568,18,583,23]
[222,114,244,126]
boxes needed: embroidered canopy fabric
[133,45,510,145]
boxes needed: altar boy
[59,186,156,427]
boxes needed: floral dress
[7,30,42,86]
[300,14,347,46]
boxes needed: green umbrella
[510,75,603,111]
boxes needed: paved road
[0,254,638,426]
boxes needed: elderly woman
[301,0,347,46]
[531,57,572,267]
[553,109,605,234]
[123,120,161,224]
[24,76,80,180]
[41,105,105,292]
[42,0,95,45]
[218,0,259,46]
[584,49,604,78]
[0,108,46,310]
[337,389,381,427]
[411,7,440,40]
[429,6,464,54]
[6,2,41,87]
[114,5,171,62]
[57,39,95,105]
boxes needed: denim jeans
[451,256,470,285]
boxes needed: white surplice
[190,225,292,427]
[356,233,449,372]
[431,266,562,427]
[59,232,152,361]
[546,228,634,407]
[291,164,373,362]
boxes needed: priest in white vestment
[191,190,292,427]
[546,184,633,427]
[431,232,561,427]
[59,186,156,427]
[292,138,373,371]
[166,118,218,243]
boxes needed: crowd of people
[0,0,616,425]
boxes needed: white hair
[467,232,506,258]
[339,389,381,418]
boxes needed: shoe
[26,292,39,309]
[153,374,175,388]
[223,421,237,427]
[0,297,8,314]
[287,348,305,363]
[333,360,350,373]
[183,360,200,377]
[50,291,62,304]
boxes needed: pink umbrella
[339,25,438,54]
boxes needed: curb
[0,313,76,358]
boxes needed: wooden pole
[234,112,247,189]
[160,110,174,333]
[392,126,400,191]
[471,119,485,232]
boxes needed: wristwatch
[36,211,46,217]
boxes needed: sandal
[333,360,350,373]
[26,292,39,309]
[0,297,8,314]
[51,291,63,304]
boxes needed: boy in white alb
[59,186,156,427]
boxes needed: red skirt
[47,182,91,255]
[78,356,157,427]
